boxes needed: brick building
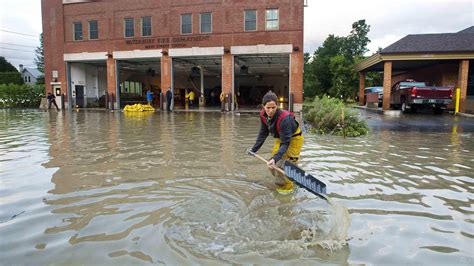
[41,0,305,111]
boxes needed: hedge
[0,72,23,85]
[0,83,45,108]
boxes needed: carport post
[359,72,365,106]
[382,61,392,111]
[457,60,469,113]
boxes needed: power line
[0,56,34,61]
[0,29,39,38]
[0,47,35,53]
[0,42,37,48]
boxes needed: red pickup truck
[390,80,453,114]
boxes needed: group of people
[147,87,196,111]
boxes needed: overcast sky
[0,0,473,70]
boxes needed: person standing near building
[247,91,304,195]
[146,89,153,106]
[47,92,60,111]
[185,89,195,108]
[166,87,173,112]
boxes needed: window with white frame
[181,14,192,34]
[244,10,257,31]
[141,16,152,37]
[89,20,98,40]
[121,81,142,95]
[124,18,134,38]
[73,22,83,41]
[266,9,279,30]
[200,12,212,33]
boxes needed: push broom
[247,150,328,201]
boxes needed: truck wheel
[433,107,444,115]
[401,100,408,113]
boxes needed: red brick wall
[42,0,304,103]
[393,63,459,87]
[58,0,304,51]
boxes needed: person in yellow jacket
[248,91,304,195]
[185,89,195,108]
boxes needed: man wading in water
[248,91,304,195]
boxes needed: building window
[73,22,83,41]
[141,16,152,37]
[121,81,142,95]
[266,9,279,30]
[244,10,257,31]
[24,76,27,82]
[28,76,31,83]
[124,18,134,38]
[89,20,98,40]
[181,14,192,34]
[200,12,212,33]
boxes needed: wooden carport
[355,26,474,112]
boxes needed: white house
[19,64,43,85]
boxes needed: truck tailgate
[415,87,451,99]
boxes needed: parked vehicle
[364,86,383,107]
[390,80,453,114]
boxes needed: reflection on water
[0,109,473,264]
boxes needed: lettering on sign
[125,35,210,49]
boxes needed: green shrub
[302,96,368,137]
[0,72,23,85]
[0,83,45,108]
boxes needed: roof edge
[355,52,474,72]
[355,53,382,72]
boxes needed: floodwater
[0,109,473,265]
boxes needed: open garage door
[172,56,222,109]
[68,61,107,109]
[117,59,161,108]
[234,54,289,109]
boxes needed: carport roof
[380,33,474,54]
[355,26,474,72]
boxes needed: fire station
[41,0,305,111]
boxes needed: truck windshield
[400,82,426,87]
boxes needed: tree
[344,20,371,58]
[34,33,44,73]
[304,35,345,97]
[0,56,18,72]
[303,20,372,100]
[329,55,358,99]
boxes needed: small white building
[19,64,43,85]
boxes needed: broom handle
[248,151,286,176]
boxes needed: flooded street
[1,109,473,264]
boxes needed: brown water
[0,109,473,265]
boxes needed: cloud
[304,0,474,54]
[0,0,42,69]
[1,0,473,68]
